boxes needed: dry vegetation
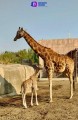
[0,80,78,120]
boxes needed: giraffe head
[32,64,43,76]
[14,27,25,41]
[33,64,43,71]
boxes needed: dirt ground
[0,80,78,120]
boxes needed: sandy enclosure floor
[0,80,78,120]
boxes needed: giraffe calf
[21,64,42,108]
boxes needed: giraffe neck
[34,70,40,77]
[22,30,59,62]
[23,31,45,58]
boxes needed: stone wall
[0,64,35,95]
[39,38,78,54]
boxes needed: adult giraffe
[14,27,74,102]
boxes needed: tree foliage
[0,49,39,64]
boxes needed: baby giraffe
[21,64,42,108]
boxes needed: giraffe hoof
[31,104,33,106]
[24,106,27,109]
[36,103,39,106]
[50,100,53,103]
[69,96,72,99]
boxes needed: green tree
[27,49,38,64]
[16,49,28,63]
[0,49,39,64]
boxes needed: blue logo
[31,1,47,7]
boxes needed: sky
[0,0,78,53]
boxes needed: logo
[31,1,37,7]
[31,1,47,7]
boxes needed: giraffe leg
[73,75,75,91]
[23,94,27,108]
[31,91,34,106]
[69,74,73,99]
[48,68,53,102]
[35,90,39,106]
[73,76,75,91]
[22,93,24,106]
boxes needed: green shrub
[0,49,39,64]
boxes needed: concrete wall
[0,64,35,95]
[39,38,78,54]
